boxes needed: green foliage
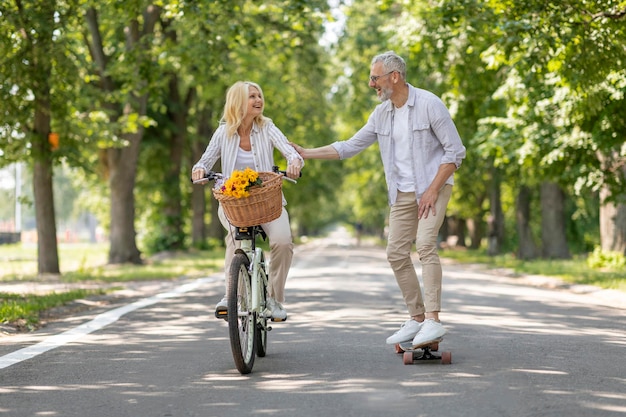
[2,0,625,267]
[587,246,626,270]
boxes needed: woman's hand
[191,169,206,182]
[286,160,302,180]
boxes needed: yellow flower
[221,168,263,198]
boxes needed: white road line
[0,277,218,370]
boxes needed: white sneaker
[386,319,423,344]
[215,296,228,319]
[266,297,287,322]
[411,319,446,348]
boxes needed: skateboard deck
[396,339,452,365]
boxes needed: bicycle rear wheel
[228,253,256,374]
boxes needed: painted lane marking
[0,277,217,370]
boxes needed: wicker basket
[212,171,283,227]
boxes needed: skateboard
[395,339,452,365]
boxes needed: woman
[191,81,303,321]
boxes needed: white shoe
[411,319,446,348]
[266,297,287,322]
[386,319,423,344]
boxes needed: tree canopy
[1,0,624,274]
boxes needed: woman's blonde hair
[222,81,267,137]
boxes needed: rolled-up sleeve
[427,99,466,168]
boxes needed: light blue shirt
[331,84,466,205]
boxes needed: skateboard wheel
[403,351,414,365]
[394,344,404,354]
[430,342,439,351]
[441,351,452,365]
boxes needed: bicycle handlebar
[191,166,301,185]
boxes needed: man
[291,51,466,347]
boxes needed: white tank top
[234,148,255,171]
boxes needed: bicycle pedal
[235,227,253,240]
[215,309,228,320]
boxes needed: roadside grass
[0,243,224,330]
[0,289,109,331]
[440,248,626,292]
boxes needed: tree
[0,0,82,274]
[485,1,626,256]
[84,3,162,264]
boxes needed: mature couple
[191,51,466,348]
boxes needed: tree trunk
[442,216,466,247]
[599,185,626,255]
[106,8,160,264]
[540,181,571,259]
[598,151,626,255]
[516,185,539,260]
[33,129,60,275]
[487,168,504,256]
[466,216,483,249]
[30,6,59,275]
[108,128,142,264]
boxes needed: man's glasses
[369,71,395,83]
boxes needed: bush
[587,246,626,270]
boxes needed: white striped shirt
[192,118,304,205]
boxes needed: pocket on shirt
[413,123,430,131]
[411,123,435,149]
[375,126,391,137]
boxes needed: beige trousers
[218,206,293,303]
[386,185,452,316]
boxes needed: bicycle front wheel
[228,253,256,374]
[256,254,268,357]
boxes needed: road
[1,228,625,417]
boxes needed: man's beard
[377,86,393,102]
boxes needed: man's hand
[418,188,438,219]
[290,142,305,158]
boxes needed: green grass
[0,243,224,282]
[1,289,109,331]
[440,248,626,292]
[0,243,225,329]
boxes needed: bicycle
[193,166,297,374]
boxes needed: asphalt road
[1,228,625,417]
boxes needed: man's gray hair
[372,51,406,80]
